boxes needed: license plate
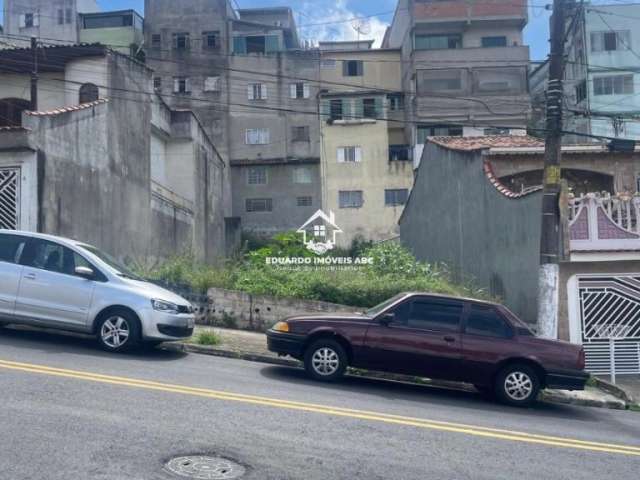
[187,318,195,328]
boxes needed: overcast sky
[1,0,553,60]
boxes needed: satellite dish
[351,18,371,41]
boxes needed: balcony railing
[389,145,412,162]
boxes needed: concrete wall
[399,143,542,324]
[231,160,321,235]
[201,287,360,332]
[0,73,66,112]
[319,49,402,92]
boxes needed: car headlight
[151,299,179,314]
[272,321,290,333]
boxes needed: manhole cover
[165,455,246,479]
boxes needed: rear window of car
[0,233,26,264]
[465,305,512,338]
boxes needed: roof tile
[25,98,108,117]
[428,135,545,152]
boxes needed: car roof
[402,291,500,307]
[0,229,85,249]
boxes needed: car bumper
[139,308,196,341]
[266,330,306,358]
[546,369,590,390]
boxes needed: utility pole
[30,37,38,111]
[537,0,570,338]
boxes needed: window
[465,305,512,338]
[594,75,634,95]
[576,80,587,103]
[297,196,313,207]
[83,14,133,29]
[362,98,377,118]
[248,83,267,100]
[245,128,270,145]
[473,67,526,95]
[233,35,280,54]
[66,8,73,25]
[293,166,313,184]
[151,34,162,48]
[202,31,219,49]
[0,234,26,264]
[153,77,162,90]
[314,225,326,237]
[415,34,461,50]
[79,83,99,104]
[343,60,364,77]
[246,198,272,212]
[290,82,310,99]
[339,190,364,208]
[337,146,362,163]
[591,31,630,52]
[407,300,463,332]
[389,145,411,161]
[330,99,343,120]
[388,94,404,111]
[173,77,191,94]
[481,36,507,48]
[21,13,38,28]
[417,125,463,144]
[385,189,409,206]
[247,167,267,185]
[173,32,190,50]
[291,126,310,142]
[21,240,65,273]
[417,69,465,94]
[483,127,510,135]
[204,76,220,92]
[58,9,65,25]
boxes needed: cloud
[296,0,389,48]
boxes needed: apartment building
[79,10,144,57]
[383,0,531,166]
[562,3,640,139]
[319,43,414,246]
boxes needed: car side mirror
[380,313,395,326]
[75,266,94,279]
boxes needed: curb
[592,376,635,404]
[166,342,630,410]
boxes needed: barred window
[246,198,272,212]
[385,189,409,206]
[245,128,270,145]
[339,190,363,208]
[594,75,634,96]
[337,146,362,163]
[247,167,267,185]
[297,196,313,207]
[293,166,313,184]
[292,126,310,142]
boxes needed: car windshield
[77,244,144,281]
[365,293,408,317]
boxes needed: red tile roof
[428,135,545,152]
[25,98,109,117]
[483,160,542,199]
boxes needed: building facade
[383,0,531,166]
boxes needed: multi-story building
[2,0,100,45]
[383,0,531,166]
[79,10,144,57]
[562,3,640,139]
[319,42,414,246]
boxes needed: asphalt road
[1,327,639,480]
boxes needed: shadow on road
[259,364,599,421]
[0,325,188,362]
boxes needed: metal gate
[0,167,20,230]
[578,276,640,381]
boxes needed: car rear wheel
[96,310,140,353]
[495,363,541,407]
[304,338,348,382]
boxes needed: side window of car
[407,299,463,332]
[0,234,26,264]
[22,239,66,273]
[465,305,512,338]
[389,300,411,325]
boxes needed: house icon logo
[297,209,343,255]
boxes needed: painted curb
[164,342,628,410]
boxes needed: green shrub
[195,330,222,346]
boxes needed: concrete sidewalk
[166,326,635,411]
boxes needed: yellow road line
[1,359,639,457]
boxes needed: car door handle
[443,336,456,343]
[24,273,36,280]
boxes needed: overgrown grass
[134,234,491,308]
[194,330,223,346]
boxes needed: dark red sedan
[266,292,588,406]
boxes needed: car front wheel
[304,338,348,382]
[96,310,140,353]
[495,363,541,407]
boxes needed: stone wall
[197,288,361,332]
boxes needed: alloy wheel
[504,371,533,401]
[100,316,130,349]
[311,347,340,376]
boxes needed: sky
[0,0,554,60]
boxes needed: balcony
[389,145,412,162]
[569,194,640,255]
[412,0,528,27]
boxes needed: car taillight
[578,347,586,370]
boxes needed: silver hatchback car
[0,230,195,352]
